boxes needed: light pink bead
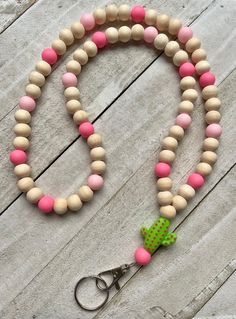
[199,72,216,88]
[131,5,145,22]
[179,62,195,78]
[19,96,36,112]
[175,113,192,129]
[187,173,205,189]
[155,162,171,178]
[62,72,78,88]
[78,122,94,139]
[38,195,54,213]
[41,48,58,65]
[134,247,151,266]
[80,13,95,31]
[91,31,107,49]
[9,149,27,165]
[144,26,158,43]
[87,174,104,190]
[205,123,222,138]
[178,27,193,44]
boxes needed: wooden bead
[64,87,80,100]
[180,76,196,90]
[159,150,175,164]
[172,195,187,211]
[105,27,119,44]
[178,184,195,200]
[164,41,180,57]
[178,100,194,114]
[185,37,201,53]
[201,151,218,165]
[13,136,30,150]
[26,187,43,203]
[182,89,198,102]
[66,60,81,75]
[17,177,34,192]
[91,161,106,174]
[59,28,74,46]
[14,164,32,178]
[106,4,118,22]
[156,14,169,31]
[51,39,67,55]
[67,194,82,211]
[87,133,102,148]
[202,85,218,100]
[196,162,212,176]
[83,41,98,57]
[131,24,144,41]
[25,84,41,99]
[144,9,157,25]
[54,198,68,215]
[162,136,178,151]
[173,50,188,66]
[35,61,51,76]
[14,109,31,123]
[90,147,106,160]
[118,4,130,21]
[73,110,88,124]
[191,48,207,64]
[66,100,81,114]
[203,137,219,151]
[169,125,184,140]
[29,71,45,87]
[168,18,182,35]
[156,177,172,191]
[205,97,221,111]
[93,8,106,25]
[160,205,176,219]
[157,191,173,205]
[195,60,210,75]
[73,49,88,65]
[14,123,31,137]
[154,33,169,50]
[78,186,93,202]
[118,26,131,43]
[71,22,85,39]
[205,110,221,124]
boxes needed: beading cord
[10,4,221,267]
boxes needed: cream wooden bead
[14,164,32,178]
[105,27,119,44]
[73,49,88,65]
[71,22,85,39]
[90,147,106,161]
[26,187,43,203]
[162,136,178,151]
[51,39,67,55]
[144,9,157,25]
[13,136,30,150]
[180,76,196,90]
[14,109,31,123]
[185,37,201,53]
[173,50,188,66]
[196,162,212,176]
[169,125,184,140]
[154,33,169,50]
[156,14,169,31]
[157,191,173,206]
[168,18,182,35]
[178,101,194,114]
[156,177,172,191]
[29,71,45,87]
[91,161,106,174]
[93,8,106,25]
[195,60,211,75]
[106,4,118,22]
[83,41,98,57]
[159,150,175,163]
[17,177,34,192]
[25,84,41,99]
[87,133,102,148]
[205,97,221,111]
[14,123,31,137]
[201,151,218,165]
[67,194,83,211]
[172,195,187,211]
[191,48,207,64]
[118,26,131,43]
[35,61,51,76]
[205,110,221,124]
[131,24,144,41]
[64,87,80,100]
[54,198,68,215]
[118,4,130,21]
[182,89,198,102]
[164,41,180,57]
[59,28,74,46]
[178,184,195,200]
[202,85,218,100]
[160,205,176,219]
[73,110,88,124]
[203,137,219,151]
[78,186,93,202]
[66,60,81,75]
[66,100,81,114]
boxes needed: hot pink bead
[179,62,195,78]
[19,96,36,112]
[38,195,54,213]
[175,113,192,129]
[205,123,222,138]
[187,173,205,189]
[91,32,107,49]
[80,13,95,31]
[9,149,27,165]
[144,26,158,43]
[199,72,216,88]
[62,72,78,88]
[41,48,58,65]
[78,122,94,139]
[134,247,151,266]
[155,162,171,178]
[87,174,104,190]
[178,27,193,43]
[131,5,145,23]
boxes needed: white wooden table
[0,0,236,318]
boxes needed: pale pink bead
[205,123,222,138]
[178,27,193,43]
[19,96,36,112]
[187,173,204,189]
[144,26,158,43]
[41,48,57,65]
[80,13,95,31]
[62,72,78,88]
[87,174,104,190]
[154,162,171,178]
[175,113,192,129]
[134,247,151,266]
[199,72,216,88]
[9,149,27,165]
[78,122,94,139]
[91,31,107,49]
[38,195,54,213]
[131,5,145,22]
[179,62,195,78]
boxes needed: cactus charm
[140,217,177,254]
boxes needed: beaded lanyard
[9,4,222,311]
